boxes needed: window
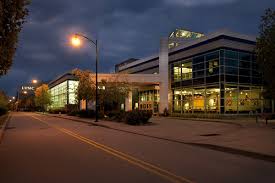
[68,80,79,104]
[181,61,192,80]
[173,63,181,82]
[50,81,68,109]
[193,70,205,78]
[239,61,251,69]
[193,56,204,64]
[225,50,238,59]
[225,67,238,75]
[206,51,219,61]
[193,63,204,71]
[239,69,251,76]
[207,59,219,75]
[239,52,251,61]
[239,76,251,84]
[225,75,238,83]
[225,59,238,67]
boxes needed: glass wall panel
[206,87,220,113]
[239,61,251,69]
[239,86,261,113]
[225,75,238,83]
[206,51,219,61]
[173,62,181,82]
[182,61,192,80]
[68,80,79,104]
[239,52,251,61]
[193,88,205,112]
[182,88,193,113]
[206,76,219,83]
[225,50,238,59]
[225,59,238,67]
[50,81,68,109]
[173,89,181,113]
[193,63,204,71]
[225,67,238,75]
[193,56,204,64]
[225,86,238,113]
[193,70,205,78]
[239,69,251,76]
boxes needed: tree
[99,74,130,113]
[72,69,96,108]
[256,8,275,99]
[0,0,29,76]
[0,90,8,115]
[34,84,52,111]
[19,95,35,111]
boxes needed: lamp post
[71,33,99,122]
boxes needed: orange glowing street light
[71,35,82,47]
[32,79,38,84]
[23,91,27,94]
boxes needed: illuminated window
[182,61,192,80]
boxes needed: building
[48,29,271,114]
[115,29,271,114]
[48,72,79,109]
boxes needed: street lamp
[32,79,38,84]
[70,33,99,122]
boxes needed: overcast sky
[1,0,275,95]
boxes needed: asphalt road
[0,112,274,183]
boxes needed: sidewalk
[46,113,275,161]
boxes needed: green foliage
[99,78,130,112]
[0,90,8,115]
[72,69,96,103]
[125,110,152,125]
[34,84,52,111]
[0,0,30,76]
[256,8,275,99]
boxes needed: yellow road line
[28,114,195,183]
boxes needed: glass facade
[139,89,159,113]
[50,80,79,109]
[171,49,264,114]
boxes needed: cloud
[164,0,237,6]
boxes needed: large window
[50,81,68,109]
[68,80,79,104]
[182,61,192,80]
[173,62,181,82]
[172,60,192,82]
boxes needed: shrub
[77,110,96,118]
[106,110,125,122]
[125,110,152,125]
[68,110,79,116]
[0,107,7,116]
[66,104,78,113]
[48,108,66,114]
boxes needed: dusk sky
[1,0,275,95]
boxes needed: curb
[44,113,275,163]
[39,113,111,129]
[0,113,11,144]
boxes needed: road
[0,112,274,183]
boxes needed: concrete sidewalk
[46,113,275,160]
